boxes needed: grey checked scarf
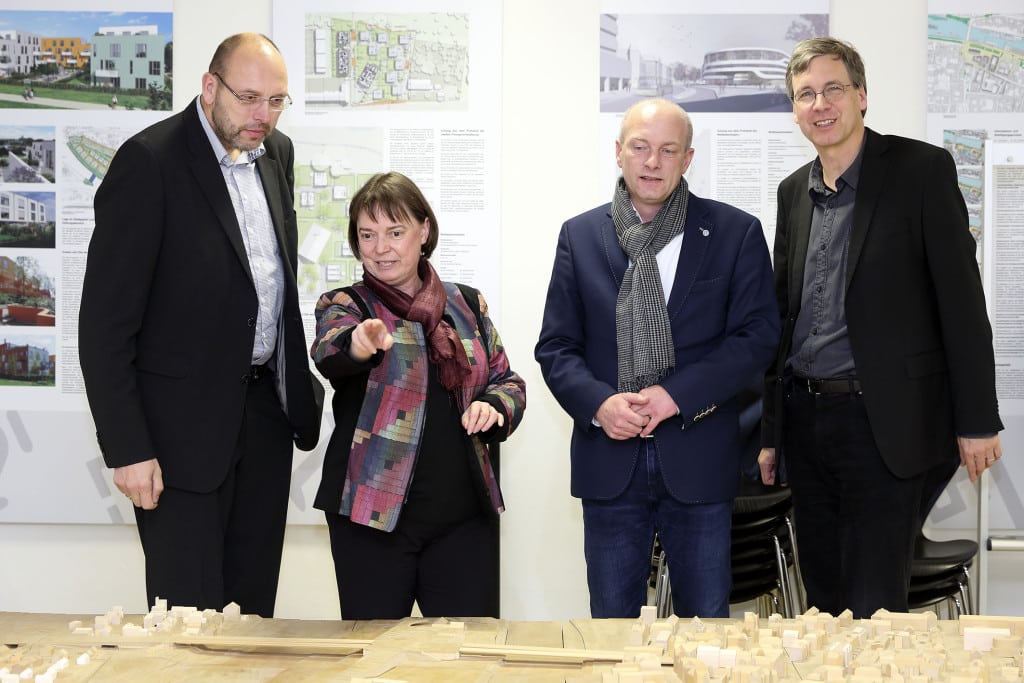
[611,175,689,393]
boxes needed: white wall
[2,0,1021,620]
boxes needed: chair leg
[957,577,971,617]
[784,515,806,614]
[952,593,965,619]
[654,551,672,618]
[772,534,794,618]
[758,593,776,619]
[960,566,974,615]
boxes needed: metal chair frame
[909,536,977,618]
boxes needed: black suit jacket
[763,128,1001,478]
[80,97,323,493]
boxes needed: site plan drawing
[928,13,1024,114]
[304,13,470,111]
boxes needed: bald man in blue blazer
[536,98,779,618]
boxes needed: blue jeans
[582,439,732,618]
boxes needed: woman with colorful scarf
[310,171,526,620]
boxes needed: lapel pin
[701,228,710,237]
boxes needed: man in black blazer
[759,37,1002,617]
[79,33,323,617]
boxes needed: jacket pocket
[688,276,723,293]
[905,350,946,378]
[136,354,187,378]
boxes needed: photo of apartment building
[89,25,165,90]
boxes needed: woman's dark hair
[347,172,439,259]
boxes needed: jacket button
[247,317,256,327]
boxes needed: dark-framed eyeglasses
[791,83,854,107]
[213,72,292,111]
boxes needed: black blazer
[80,97,323,493]
[763,128,1001,478]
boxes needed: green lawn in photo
[0,83,152,110]
[0,377,53,387]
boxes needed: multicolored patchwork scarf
[362,258,471,391]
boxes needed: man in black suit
[758,37,1002,617]
[79,33,323,617]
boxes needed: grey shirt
[787,145,865,380]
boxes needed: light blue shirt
[196,98,284,366]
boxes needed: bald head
[620,98,693,151]
[201,32,289,155]
[208,32,282,76]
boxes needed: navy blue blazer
[536,192,779,503]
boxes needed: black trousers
[133,372,293,617]
[783,388,954,618]
[325,511,499,620]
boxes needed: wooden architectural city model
[4,601,1024,682]
[573,606,1024,683]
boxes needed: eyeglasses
[791,83,854,107]
[213,72,292,111]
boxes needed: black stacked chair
[730,485,802,617]
[909,458,976,618]
[907,535,977,618]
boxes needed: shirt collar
[196,97,266,167]
[808,135,867,198]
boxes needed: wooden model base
[2,603,1024,682]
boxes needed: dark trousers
[134,372,293,617]
[784,388,935,618]
[325,512,499,620]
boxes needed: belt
[242,364,271,383]
[790,375,862,395]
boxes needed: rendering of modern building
[0,256,52,301]
[599,14,671,97]
[28,140,56,178]
[0,340,54,378]
[635,57,673,96]
[0,191,48,224]
[90,25,166,90]
[600,14,631,93]
[701,47,789,86]
[0,30,43,77]
[40,37,91,70]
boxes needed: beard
[211,96,271,153]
